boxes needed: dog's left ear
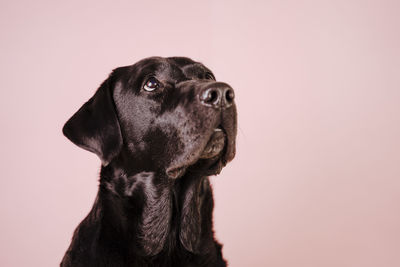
[180,177,214,254]
[63,72,123,165]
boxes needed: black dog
[61,57,237,267]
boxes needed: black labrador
[61,57,237,267]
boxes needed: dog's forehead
[168,57,212,77]
[132,57,211,80]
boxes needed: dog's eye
[205,72,215,80]
[143,77,160,92]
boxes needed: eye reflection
[143,77,160,92]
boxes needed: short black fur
[61,57,237,267]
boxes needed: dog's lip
[199,126,226,159]
[166,124,233,179]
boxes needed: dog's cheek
[143,126,185,169]
[114,91,163,154]
[151,104,220,177]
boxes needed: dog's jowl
[61,57,237,267]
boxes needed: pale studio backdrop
[1,0,399,266]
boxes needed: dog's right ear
[62,72,123,166]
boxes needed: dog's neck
[96,163,215,256]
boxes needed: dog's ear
[63,73,123,165]
[180,177,214,254]
[136,174,172,256]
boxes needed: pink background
[1,0,399,266]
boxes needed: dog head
[63,57,237,178]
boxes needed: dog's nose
[200,84,235,109]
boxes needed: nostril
[202,89,219,104]
[209,90,219,104]
[225,89,235,103]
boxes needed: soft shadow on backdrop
[1,0,399,266]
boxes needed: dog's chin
[189,127,227,175]
[199,127,226,160]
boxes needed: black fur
[61,57,237,267]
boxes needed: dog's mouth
[165,105,237,180]
[166,125,230,179]
[199,126,226,159]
